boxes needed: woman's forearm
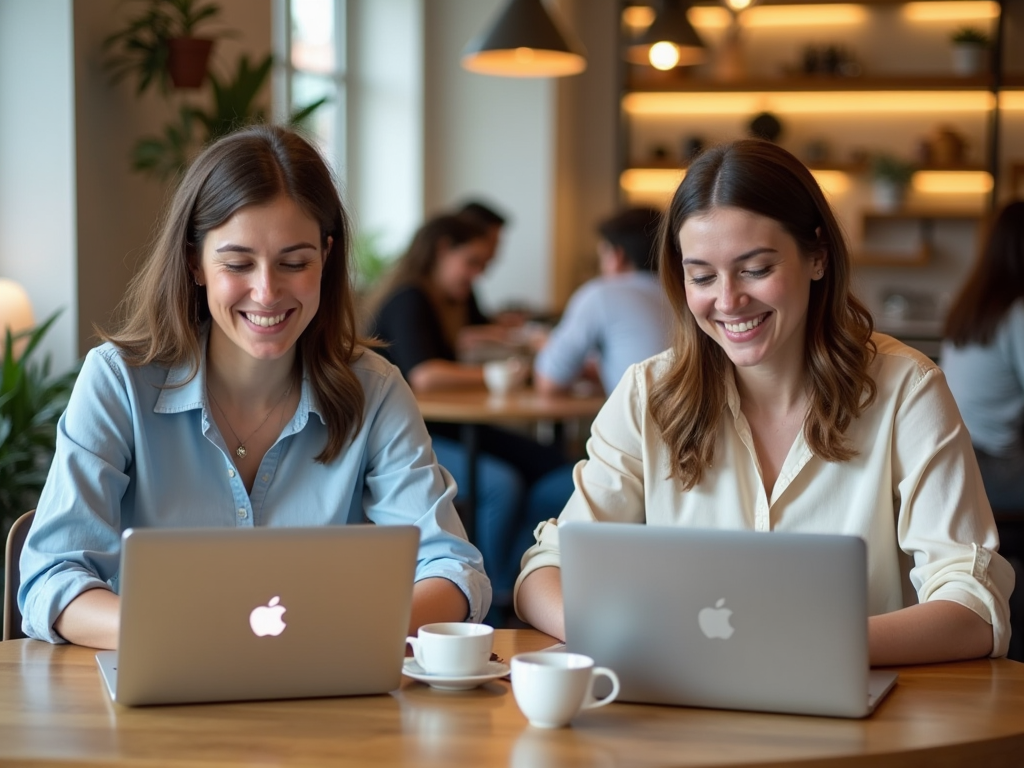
[515,567,566,640]
[409,577,470,632]
[407,360,485,393]
[868,599,993,666]
[53,588,120,649]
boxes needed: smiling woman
[515,139,1014,669]
[17,125,491,649]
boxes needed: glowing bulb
[726,0,752,10]
[649,41,680,70]
[514,47,535,62]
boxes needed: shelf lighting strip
[621,169,992,198]
[623,91,1000,115]
[679,1,997,30]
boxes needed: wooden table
[3,630,1024,767]
[415,388,605,541]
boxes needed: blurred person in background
[534,207,671,396]
[365,213,574,618]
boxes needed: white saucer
[402,658,510,691]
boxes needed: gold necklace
[207,379,295,459]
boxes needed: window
[274,0,346,179]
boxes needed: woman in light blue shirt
[19,125,490,647]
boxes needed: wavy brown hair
[100,124,366,463]
[944,200,1024,347]
[650,139,876,489]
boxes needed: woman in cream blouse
[515,139,1014,664]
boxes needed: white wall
[423,0,557,315]
[0,0,78,371]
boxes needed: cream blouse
[515,334,1015,656]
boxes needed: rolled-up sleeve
[19,348,134,642]
[892,367,1016,657]
[361,365,492,622]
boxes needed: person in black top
[365,214,574,613]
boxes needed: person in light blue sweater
[534,207,672,395]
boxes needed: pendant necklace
[208,378,295,459]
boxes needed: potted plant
[102,0,229,94]
[0,314,79,587]
[950,27,990,77]
[870,154,916,211]
[130,53,328,181]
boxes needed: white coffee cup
[483,358,524,396]
[405,623,494,677]
[511,652,620,728]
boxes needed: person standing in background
[534,207,671,395]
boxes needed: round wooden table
[2,630,1023,767]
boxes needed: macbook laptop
[96,524,419,706]
[560,523,898,718]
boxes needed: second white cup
[406,622,494,677]
[511,652,620,728]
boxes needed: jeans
[430,428,575,603]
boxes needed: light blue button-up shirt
[20,340,491,642]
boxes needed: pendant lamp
[626,0,707,70]
[462,0,587,78]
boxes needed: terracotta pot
[167,37,214,89]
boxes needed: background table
[2,630,1024,767]
[415,388,605,541]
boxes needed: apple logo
[698,598,735,639]
[249,596,287,637]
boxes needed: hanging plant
[130,53,328,181]
[102,0,230,94]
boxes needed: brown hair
[944,200,1024,347]
[360,213,489,330]
[100,124,365,463]
[650,139,876,489]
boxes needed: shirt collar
[153,327,325,427]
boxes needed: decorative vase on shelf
[870,154,916,212]
[950,28,990,77]
[872,180,907,212]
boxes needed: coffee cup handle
[405,636,424,667]
[583,667,620,710]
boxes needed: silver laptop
[560,523,898,718]
[96,525,419,706]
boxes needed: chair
[3,510,34,641]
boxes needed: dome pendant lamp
[627,0,707,70]
[461,0,587,78]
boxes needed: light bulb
[649,41,680,70]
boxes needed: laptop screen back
[105,525,419,706]
[561,523,875,718]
